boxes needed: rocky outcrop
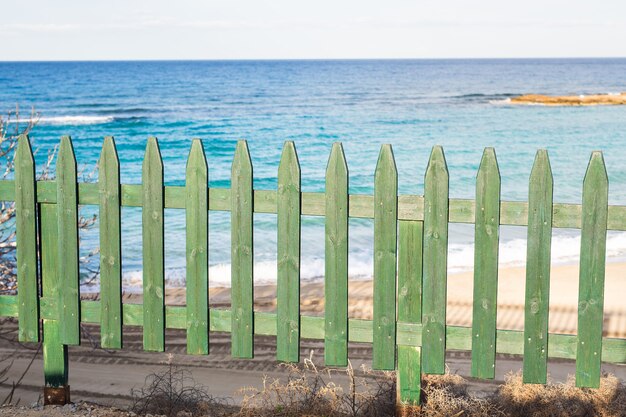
[510,93,626,106]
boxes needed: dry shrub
[495,372,626,417]
[130,354,230,417]
[236,355,395,417]
[417,372,506,417]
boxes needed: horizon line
[2,56,626,63]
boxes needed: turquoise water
[1,59,626,289]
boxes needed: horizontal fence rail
[0,135,625,410]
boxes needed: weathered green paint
[397,220,424,404]
[373,144,397,370]
[56,136,80,346]
[41,203,68,388]
[98,137,122,349]
[15,135,39,343]
[3,177,626,232]
[471,148,500,379]
[276,141,301,362]
[186,139,209,355]
[576,151,608,388]
[397,346,421,406]
[142,137,164,351]
[231,140,254,358]
[324,143,349,366]
[422,145,449,374]
[523,149,553,384]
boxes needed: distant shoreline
[511,92,626,106]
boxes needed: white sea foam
[5,115,116,126]
[109,231,626,292]
[35,115,114,125]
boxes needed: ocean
[1,59,626,291]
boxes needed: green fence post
[324,142,349,366]
[576,151,608,388]
[422,146,449,374]
[373,144,397,370]
[186,139,209,355]
[471,148,501,379]
[15,134,39,343]
[57,136,80,346]
[523,150,553,384]
[276,141,301,363]
[142,137,165,351]
[41,203,70,404]
[231,140,254,358]
[99,137,122,349]
[397,220,423,411]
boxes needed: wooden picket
[471,148,500,379]
[15,135,38,343]
[185,139,209,355]
[231,140,254,358]
[142,137,165,351]
[276,141,301,362]
[324,143,349,366]
[1,136,626,410]
[523,150,553,384]
[99,136,122,349]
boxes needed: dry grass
[127,355,626,417]
[235,355,395,417]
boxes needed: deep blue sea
[1,59,626,290]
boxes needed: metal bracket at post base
[44,385,70,405]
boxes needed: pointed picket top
[232,140,252,176]
[143,136,163,173]
[278,141,300,184]
[99,136,120,172]
[16,134,34,167]
[375,144,397,179]
[425,145,449,178]
[58,135,77,172]
[326,142,348,178]
[583,151,608,187]
[186,138,208,175]
[477,147,500,182]
[529,149,553,184]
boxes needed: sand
[510,93,626,106]
[102,261,626,338]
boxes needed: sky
[1,0,626,60]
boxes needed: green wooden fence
[1,135,625,409]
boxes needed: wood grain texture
[56,136,80,345]
[422,145,449,374]
[276,141,301,362]
[99,137,122,349]
[15,135,39,342]
[373,144,397,370]
[324,143,349,366]
[523,150,553,384]
[397,220,424,404]
[231,140,254,358]
[142,137,165,351]
[576,151,608,388]
[186,139,209,355]
[471,148,500,379]
[41,204,68,388]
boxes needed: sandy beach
[103,261,626,339]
